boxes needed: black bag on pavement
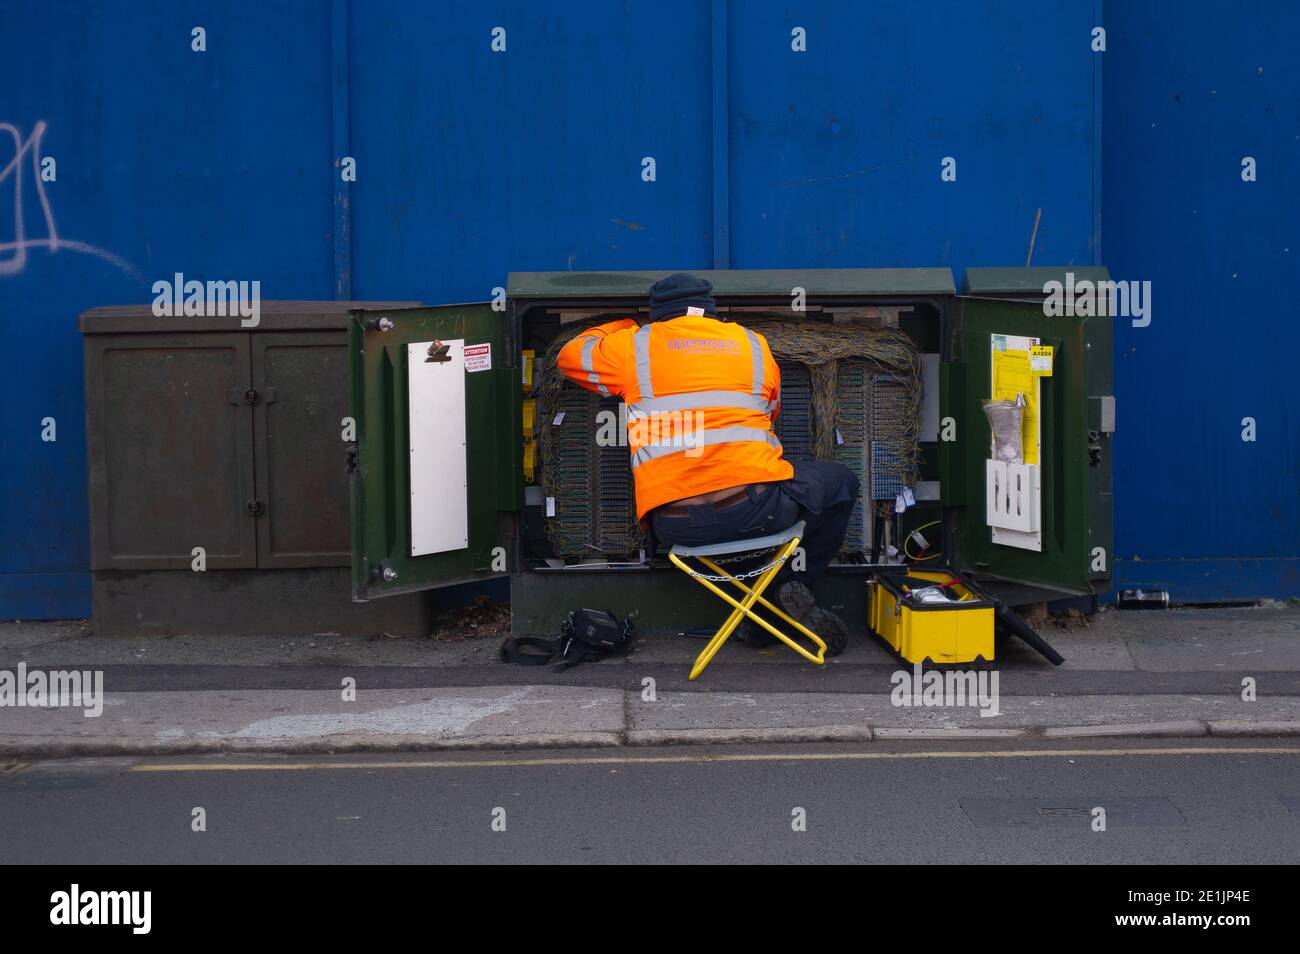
[499,609,635,672]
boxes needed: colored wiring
[537,314,924,559]
[903,519,943,562]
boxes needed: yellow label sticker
[1030,345,1054,376]
[992,348,1039,465]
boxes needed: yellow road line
[128,745,1300,774]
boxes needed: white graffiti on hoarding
[1,120,142,279]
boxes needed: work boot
[778,581,850,656]
[734,618,777,648]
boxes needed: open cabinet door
[349,304,521,600]
[940,268,1114,596]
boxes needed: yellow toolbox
[867,567,996,664]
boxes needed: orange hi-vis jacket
[556,314,793,520]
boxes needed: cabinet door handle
[232,387,278,406]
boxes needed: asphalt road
[3,739,1298,864]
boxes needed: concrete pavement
[5,602,1300,673]
[0,603,1297,756]
[1,683,1297,757]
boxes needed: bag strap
[499,634,606,671]
[551,640,606,672]
[499,636,563,666]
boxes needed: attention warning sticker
[464,343,492,373]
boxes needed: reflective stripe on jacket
[556,314,793,519]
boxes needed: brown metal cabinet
[80,301,429,636]
[250,331,352,568]
[85,331,257,570]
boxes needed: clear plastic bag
[910,585,958,604]
[982,394,1025,464]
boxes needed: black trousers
[650,460,860,590]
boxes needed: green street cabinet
[348,268,1114,634]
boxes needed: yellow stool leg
[670,551,762,679]
[670,538,829,680]
[698,552,827,662]
[689,595,748,679]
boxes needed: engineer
[556,272,858,653]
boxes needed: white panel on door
[408,340,468,557]
[986,459,1041,551]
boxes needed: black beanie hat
[647,272,716,322]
